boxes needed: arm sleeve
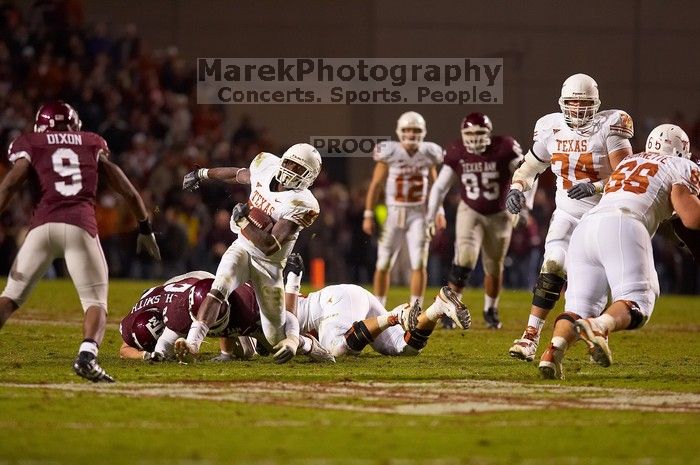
[426,165,457,220]
[510,144,550,192]
[7,137,31,164]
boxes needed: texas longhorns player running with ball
[506,73,634,362]
[363,112,443,307]
[538,124,700,379]
[178,144,321,364]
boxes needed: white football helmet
[396,111,426,149]
[645,124,691,159]
[276,143,322,190]
[558,73,601,130]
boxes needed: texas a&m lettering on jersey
[443,136,522,215]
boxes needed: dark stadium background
[0,0,698,292]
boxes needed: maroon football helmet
[34,101,82,133]
[120,308,165,352]
[163,278,230,335]
[461,112,493,155]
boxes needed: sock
[78,339,98,357]
[299,335,312,354]
[484,294,500,312]
[410,295,421,306]
[551,336,568,351]
[376,314,396,331]
[425,302,443,322]
[186,320,209,353]
[376,295,387,306]
[527,315,546,335]
[592,314,616,334]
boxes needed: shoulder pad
[533,113,564,142]
[604,110,634,139]
[373,140,398,163]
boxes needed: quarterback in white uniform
[506,73,634,362]
[177,143,322,364]
[538,124,700,379]
[363,112,443,307]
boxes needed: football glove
[283,253,304,281]
[272,336,299,364]
[567,182,597,200]
[505,189,527,214]
[136,220,161,260]
[231,202,250,227]
[182,170,203,191]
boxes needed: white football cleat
[509,326,540,362]
[538,343,565,380]
[430,287,471,330]
[575,319,612,367]
[174,337,197,364]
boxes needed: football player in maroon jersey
[426,113,530,329]
[0,101,161,382]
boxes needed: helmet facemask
[276,143,322,191]
[398,127,425,151]
[559,98,600,131]
[461,127,491,155]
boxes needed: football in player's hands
[248,207,275,232]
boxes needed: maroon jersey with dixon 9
[8,131,107,237]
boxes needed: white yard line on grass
[2,380,699,415]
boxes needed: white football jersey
[232,152,320,263]
[533,109,634,217]
[374,140,443,206]
[590,152,700,235]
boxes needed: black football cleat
[484,307,503,329]
[73,351,115,383]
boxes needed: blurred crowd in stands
[0,1,698,294]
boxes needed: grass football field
[0,278,698,465]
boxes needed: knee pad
[448,265,472,289]
[403,328,432,352]
[344,321,374,352]
[554,311,581,326]
[532,273,567,310]
[620,300,647,330]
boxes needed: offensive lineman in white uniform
[177,143,322,364]
[538,125,700,379]
[363,112,443,307]
[506,74,634,362]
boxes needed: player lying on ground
[178,144,322,364]
[119,254,472,360]
[426,112,533,329]
[0,101,161,383]
[538,124,700,379]
[506,73,634,362]
[118,268,333,363]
